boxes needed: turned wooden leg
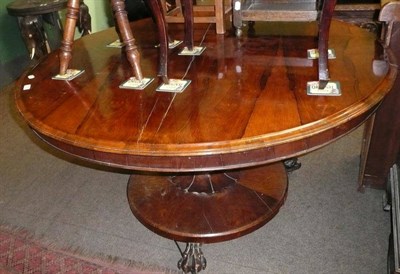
[318,0,337,88]
[182,0,194,50]
[111,0,143,81]
[59,0,80,75]
[157,0,175,44]
[214,0,225,34]
[147,0,169,83]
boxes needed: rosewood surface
[15,19,394,173]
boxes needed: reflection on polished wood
[16,19,395,173]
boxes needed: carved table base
[177,242,206,273]
[127,162,287,272]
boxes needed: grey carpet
[0,83,390,273]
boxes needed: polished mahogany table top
[15,19,395,172]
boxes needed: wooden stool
[232,0,337,88]
[162,0,232,34]
[59,0,143,80]
[59,0,187,83]
[7,0,91,60]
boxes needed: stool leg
[318,0,336,88]
[147,0,169,83]
[59,0,80,75]
[111,0,143,81]
[182,0,194,50]
[215,0,225,34]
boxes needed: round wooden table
[15,19,395,272]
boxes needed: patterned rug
[0,225,177,274]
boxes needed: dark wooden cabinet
[358,2,400,190]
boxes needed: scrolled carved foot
[178,243,207,274]
[283,158,301,172]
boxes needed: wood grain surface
[15,19,395,172]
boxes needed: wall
[0,0,29,87]
[0,0,112,89]
[0,1,27,63]
[84,0,114,33]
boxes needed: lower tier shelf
[127,162,288,243]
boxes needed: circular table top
[15,19,396,172]
[7,0,67,16]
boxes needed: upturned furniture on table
[59,0,200,84]
[161,0,232,34]
[232,0,337,88]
